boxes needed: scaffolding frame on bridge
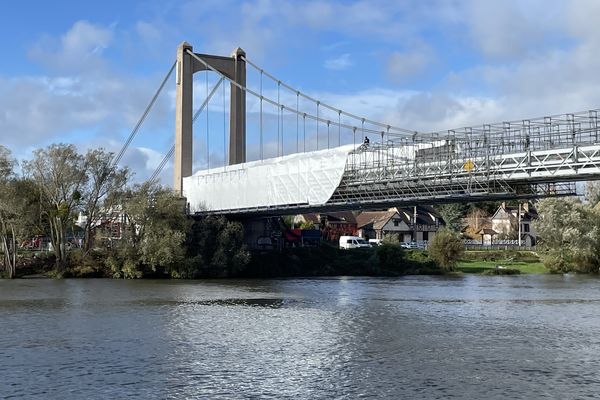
[328,109,600,209]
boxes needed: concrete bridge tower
[174,42,246,195]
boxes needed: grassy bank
[456,260,547,274]
[456,250,547,274]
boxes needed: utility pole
[518,203,522,247]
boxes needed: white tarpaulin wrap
[183,144,355,212]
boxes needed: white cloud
[8,0,600,185]
[324,54,353,71]
[386,45,433,82]
[29,21,114,72]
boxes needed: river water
[1,275,600,399]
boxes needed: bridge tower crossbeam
[174,42,246,195]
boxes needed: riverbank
[242,245,441,278]
[457,260,547,274]
[5,247,550,278]
[456,250,547,274]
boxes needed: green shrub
[428,229,464,271]
[374,242,405,273]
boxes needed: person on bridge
[363,136,370,146]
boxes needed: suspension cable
[113,60,176,166]
[241,55,417,135]
[187,50,420,139]
[148,146,174,183]
[148,78,224,183]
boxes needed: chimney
[522,202,529,212]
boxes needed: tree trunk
[0,218,16,278]
[10,224,16,278]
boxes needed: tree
[185,216,250,278]
[80,149,129,252]
[107,182,190,278]
[435,203,468,232]
[0,146,17,278]
[585,181,600,206]
[428,228,464,271]
[534,197,600,273]
[23,144,87,267]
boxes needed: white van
[339,236,371,249]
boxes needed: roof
[356,211,399,230]
[491,203,538,221]
[323,211,356,224]
[298,213,320,224]
[477,228,498,235]
[390,205,445,225]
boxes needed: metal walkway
[192,109,600,216]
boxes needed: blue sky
[1,0,600,183]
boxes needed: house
[477,228,498,246]
[76,208,129,241]
[491,202,538,247]
[356,206,444,242]
[356,210,410,241]
[293,212,358,242]
[293,213,321,229]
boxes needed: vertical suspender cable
[338,110,342,146]
[260,70,263,161]
[303,114,306,153]
[296,92,299,153]
[277,81,281,156]
[327,121,330,149]
[316,102,320,150]
[223,77,226,170]
[150,77,223,183]
[206,71,210,169]
[361,119,365,167]
[281,104,284,156]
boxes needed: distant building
[491,202,537,247]
[293,212,357,242]
[356,206,444,242]
[356,210,409,241]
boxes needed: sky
[1,0,600,184]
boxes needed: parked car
[368,239,382,247]
[400,242,418,249]
[339,236,371,249]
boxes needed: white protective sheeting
[183,144,356,212]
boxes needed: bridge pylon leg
[174,41,194,196]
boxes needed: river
[1,275,600,399]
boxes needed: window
[523,224,530,232]
[393,219,400,227]
[347,239,353,244]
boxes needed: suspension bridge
[119,42,600,217]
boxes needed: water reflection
[1,275,600,398]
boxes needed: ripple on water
[1,276,600,399]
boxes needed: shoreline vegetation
[2,143,600,279]
[7,247,548,279]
